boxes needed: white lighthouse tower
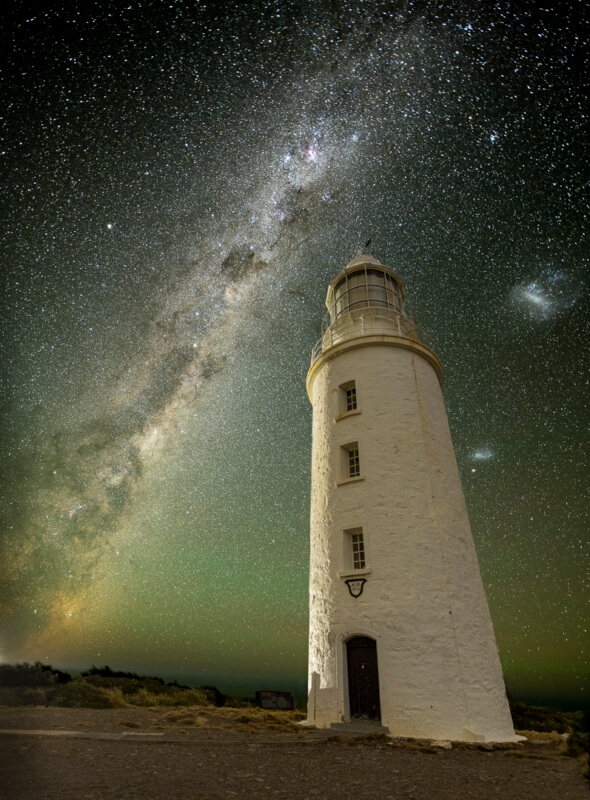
[306,252,517,742]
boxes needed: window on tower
[346,385,357,412]
[341,527,368,574]
[350,528,366,570]
[338,380,358,416]
[348,447,360,477]
[340,442,361,480]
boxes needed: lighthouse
[306,252,517,742]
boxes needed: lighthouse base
[307,673,522,744]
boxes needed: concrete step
[330,720,389,735]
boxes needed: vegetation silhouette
[508,695,584,734]
[0,662,232,709]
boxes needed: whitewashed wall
[307,331,517,742]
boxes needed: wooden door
[346,636,381,720]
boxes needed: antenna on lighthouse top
[354,239,372,258]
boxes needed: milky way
[1,1,588,703]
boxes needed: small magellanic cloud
[470,448,494,461]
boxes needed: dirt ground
[0,706,587,800]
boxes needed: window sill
[335,409,361,421]
[339,568,372,579]
[336,476,365,487]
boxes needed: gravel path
[0,707,587,799]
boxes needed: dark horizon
[3,657,587,722]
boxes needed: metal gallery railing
[310,307,425,365]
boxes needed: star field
[1,1,588,705]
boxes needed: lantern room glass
[330,267,403,321]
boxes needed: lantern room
[326,253,406,323]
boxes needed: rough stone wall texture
[307,333,516,741]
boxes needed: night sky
[1,1,588,707]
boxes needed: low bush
[0,662,71,688]
[0,662,262,711]
[563,731,589,758]
[131,689,177,707]
[509,697,584,734]
[0,688,20,706]
[131,687,211,707]
[101,688,131,708]
[49,681,120,709]
[0,686,48,706]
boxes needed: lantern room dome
[344,253,383,270]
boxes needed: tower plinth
[306,253,517,742]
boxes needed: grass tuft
[102,688,131,708]
[515,730,561,743]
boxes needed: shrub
[0,686,49,706]
[0,663,234,709]
[49,680,119,709]
[82,675,142,693]
[82,665,165,684]
[130,687,211,707]
[18,687,48,705]
[0,687,22,706]
[131,689,176,707]
[0,662,71,688]
[509,697,584,734]
[172,688,211,707]
[102,688,131,708]
[563,731,590,758]
[202,685,229,707]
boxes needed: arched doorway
[346,636,381,720]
